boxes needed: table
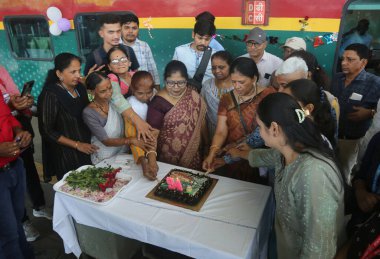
[53,154,274,259]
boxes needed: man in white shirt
[172,20,217,85]
[241,27,283,87]
[120,13,160,88]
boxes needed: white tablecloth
[53,154,274,259]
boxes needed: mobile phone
[21,80,35,96]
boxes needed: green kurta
[248,149,345,259]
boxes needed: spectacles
[246,41,262,48]
[110,57,130,65]
[166,80,187,88]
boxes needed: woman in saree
[146,60,206,170]
[203,57,276,183]
[83,71,157,179]
[200,51,234,138]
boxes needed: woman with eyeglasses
[146,60,207,170]
[107,45,134,96]
[105,46,155,143]
[203,57,276,183]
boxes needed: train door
[334,0,380,75]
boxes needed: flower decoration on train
[323,33,334,44]
[299,16,309,31]
[143,17,154,39]
[313,36,324,48]
[46,6,71,36]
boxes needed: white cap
[281,37,306,51]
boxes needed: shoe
[23,220,40,242]
[33,207,53,220]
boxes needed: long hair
[285,79,336,148]
[289,50,330,90]
[257,92,334,159]
[43,52,82,88]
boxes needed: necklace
[93,100,109,115]
[215,79,233,98]
[59,82,78,98]
[238,84,257,104]
[167,89,186,100]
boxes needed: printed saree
[156,88,206,170]
[216,87,276,182]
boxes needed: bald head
[275,57,308,90]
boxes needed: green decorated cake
[154,169,213,205]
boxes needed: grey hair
[275,57,308,77]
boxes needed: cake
[154,169,213,205]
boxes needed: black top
[84,44,139,75]
[38,83,92,180]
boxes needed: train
[0,0,378,97]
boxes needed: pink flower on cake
[174,178,183,192]
[166,177,176,190]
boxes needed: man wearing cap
[281,37,307,59]
[241,27,283,87]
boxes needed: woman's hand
[202,154,216,172]
[227,143,251,160]
[87,64,105,76]
[134,118,154,142]
[140,157,158,181]
[128,138,155,152]
[145,161,159,181]
[77,142,99,155]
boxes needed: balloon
[49,23,62,36]
[47,7,62,22]
[57,18,71,32]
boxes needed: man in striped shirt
[120,13,160,89]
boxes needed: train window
[4,16,54,60]
[74,12,133,59]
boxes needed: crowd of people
[1,11,380,259]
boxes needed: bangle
[210,145,219,151]
[75,141,79,150]
[145,150,157,158]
